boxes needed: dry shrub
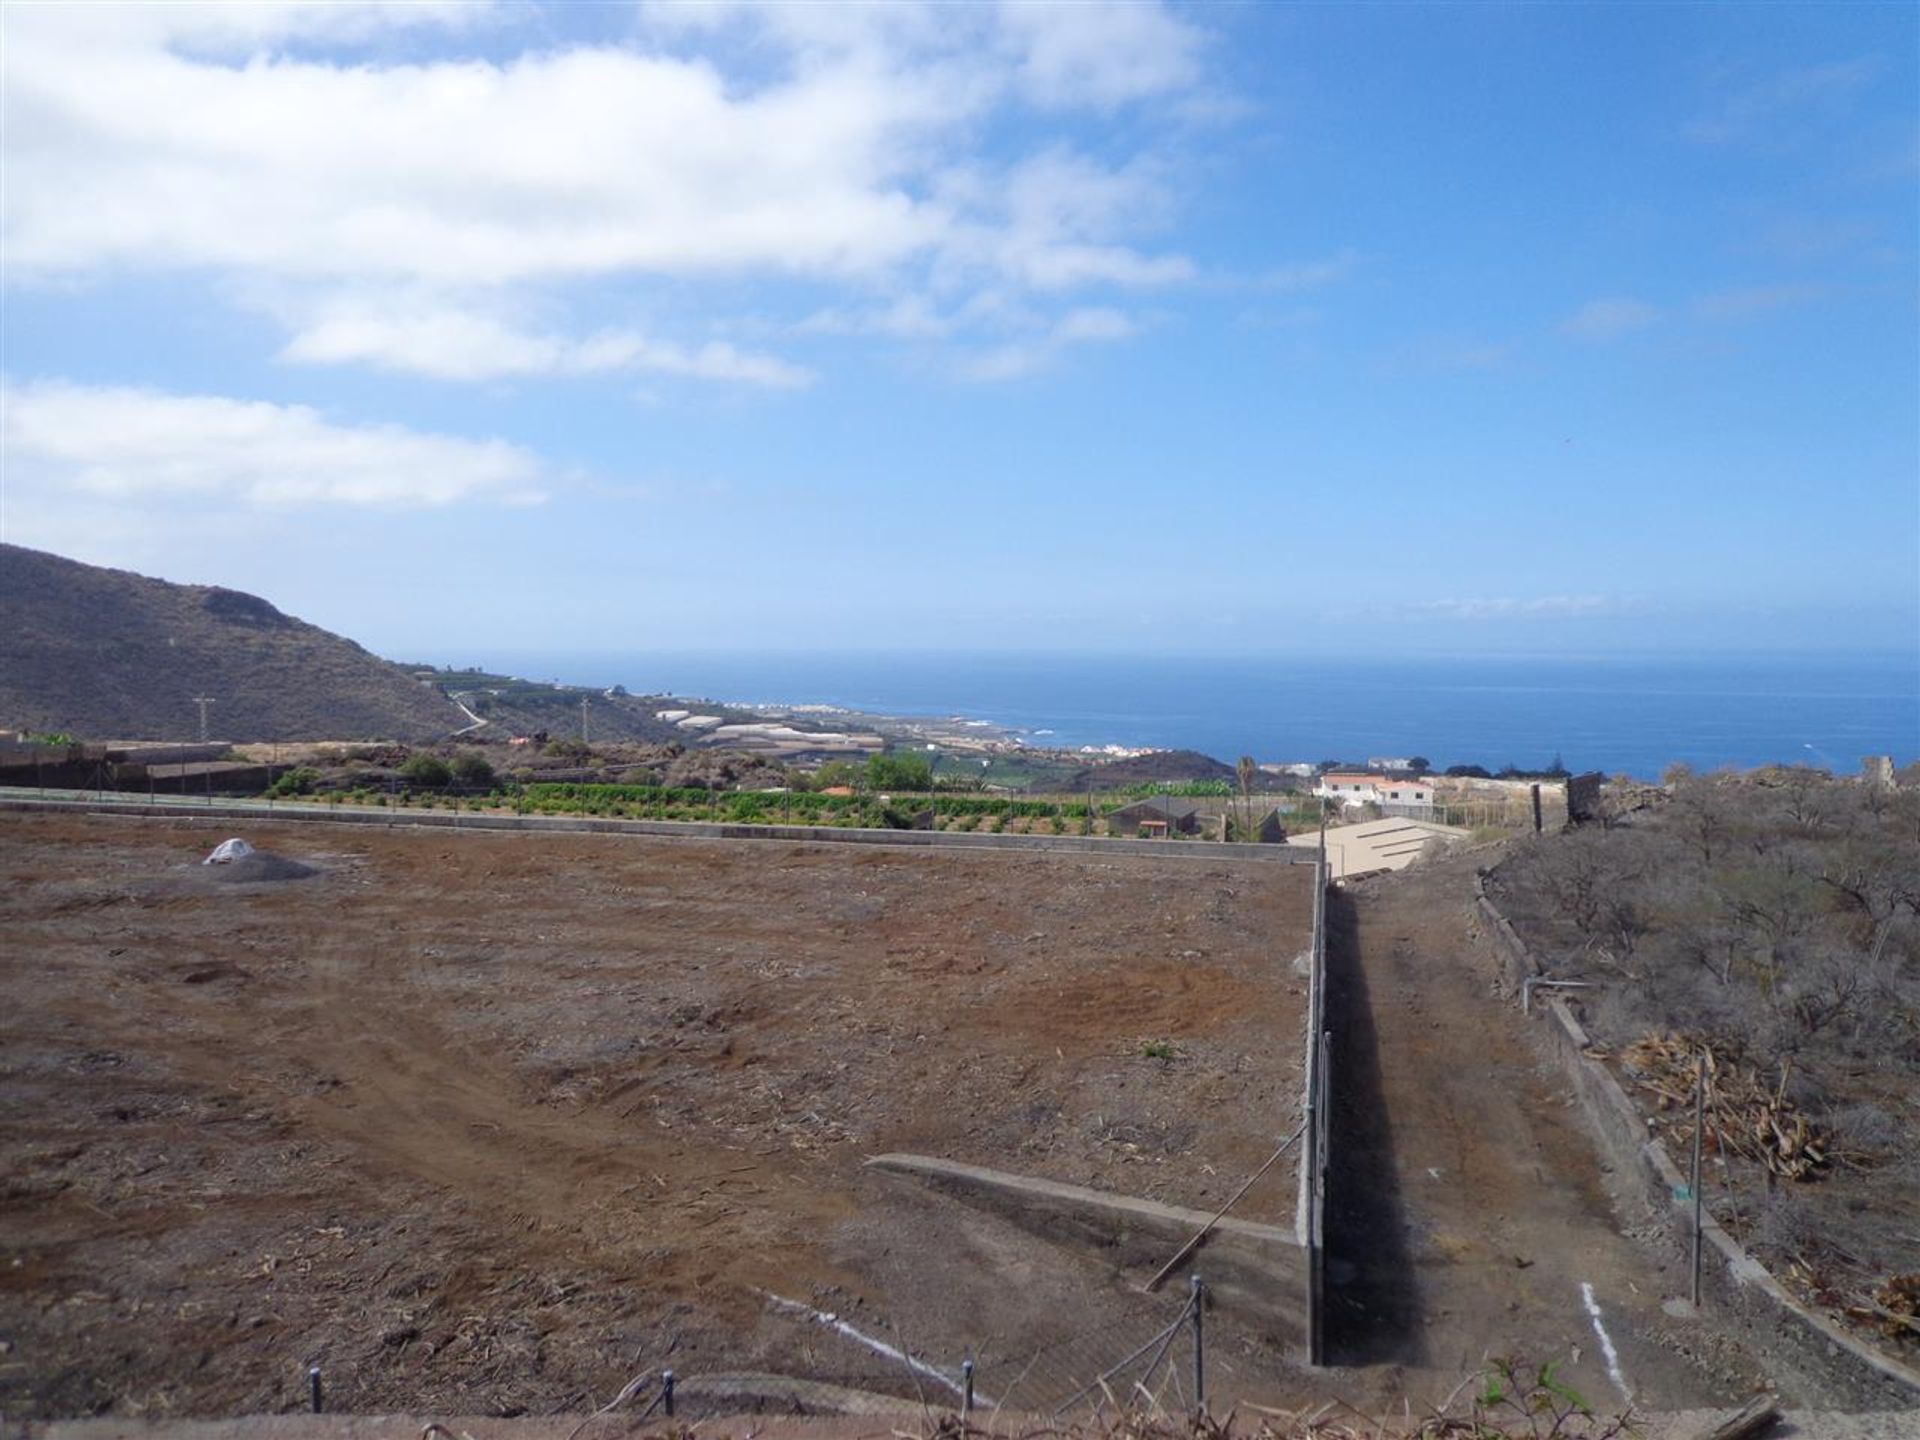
[1823,1101,1903,1157]
[1750,1188,1820,1260]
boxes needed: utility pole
[580,696,590,746]
[191,696,215,743]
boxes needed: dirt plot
[0,812,1315,1422]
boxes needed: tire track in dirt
[276,930,856,1301]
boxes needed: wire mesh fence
[638,1283,1209,1424]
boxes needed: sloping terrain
[1487,770,1920,1368]
[0,812,1316,1421]
[0,544,467,741]
[1323,848,1871,1411]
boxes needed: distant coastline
[473,649,1920,780]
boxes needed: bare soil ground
[0,812,1315,1424]
[1322,848,1870,1413]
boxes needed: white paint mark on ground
[761,1291,984,1405]
[1579,1281,1631,1403]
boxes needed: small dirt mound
[200,849,319,883]
[199,837,317,883]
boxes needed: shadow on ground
[1320,885,1426,1366]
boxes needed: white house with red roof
[1314,771,1435,816]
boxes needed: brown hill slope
[1057,748,1243,792]
[0,544,468,741]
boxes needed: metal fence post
[1691,1053,1706,1307]
[662,1368,675,1416]
[1190,1274,1205,1410]
[962,1358,975,1413]
[308,1365,323,1413]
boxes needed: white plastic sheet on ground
[203,838,256,865]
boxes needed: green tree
[867,751,933,791]
[812,759,860,790]
[400,753,452,788]
[450,750,496,790]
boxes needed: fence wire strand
[662,1289,1205,1422]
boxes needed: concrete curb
[1474,875,1920,1403]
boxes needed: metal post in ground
[662,1369,675,1416]
[962,1358,975,1413]
[1189,1274,1205,1410]
[1691,1053,1706,1307]
[309,1365,323,1413]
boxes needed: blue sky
[3,0,1915,662]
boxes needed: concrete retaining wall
[866,1154,1308,1349]
[1299,851,1330,1364]
[1477,877,1920,1405]
[1472,868,1539,994]
[0,792,1320,863]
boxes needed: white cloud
[1755,217,1876,261]
[1685,56,1889,145]
[1691,283,1825,322]
[3,0,1208,384]
[1559,298,1660,342]
[278,299,813,386]
[1053,307,1138,343]
[995,0,1205,109]
[1260,250,1361,293]
[934,147,1195,292]
[795,294,962,340]
[1,381,551,509]
[1379,338,1517,374]
[957,306,1139,381]
[1404,596,1614,621]
[17,1,487,55]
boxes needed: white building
[1314,771,1434,816]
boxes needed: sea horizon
[461,648,1919,781]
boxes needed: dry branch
[1618,1034,1835,1180]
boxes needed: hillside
[0,544,469,741]
[1059,748,1245,792]
[415,667,739,747]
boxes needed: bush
[1826,1102,1903,1156]
[811,759,861,791]
[450,751,496,789]
[265,766,319,798]
[867,752,932,790]
[400,754,452,788]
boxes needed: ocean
[477,650,1919,779]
